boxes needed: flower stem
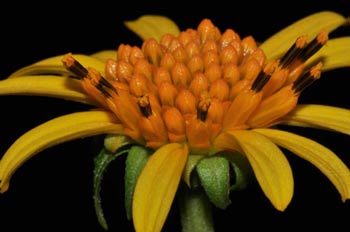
[179,183,215,232]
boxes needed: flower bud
[185,41,201,59]
[209,79,229,101]
[171,62,191,87]
[153,67,172,86]
[222,62,240,87]
[158,82,178,106]
[219,29,240,49]
[204,63,221,83]
[163,107,186,142]
[187,54,204,74]
[197,19,221,44]
[133,58,153,82]
[220,45,238,65]
[116,60,133,83]
[189,72,209,96]
[175,89,197,115]
[203,51,220,69]
[142,38,163,66]
[105,58,118,80]
[160,52,176,71]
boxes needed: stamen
[138,95,152,117]
[298,31,328,62]
[280,35,308,68]
[62,53,117,94]
[292,62,322,93]
[251,62,274,92]
[197,92,211,121]
[62,53,88,78]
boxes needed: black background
[0,0,350,231]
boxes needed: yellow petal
[282,104,350,135]
[260,11,347,60]
[0,75,98,105]
[91,50,118,62]
[254,128,350,201]
[9,54,106,78]
[133,143,188,232]
[306,37,350,71]
[227,130,293,211]
[124,15,180,42]
[0,110,123,193]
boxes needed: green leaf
[93,147,129,230]
[222,151,253,191]
[124,145,152,220]
[196,156,231,209]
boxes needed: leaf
[196,156,231,209]
[222,151,253,191]
[93,147,129,230]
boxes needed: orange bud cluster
[67,19,327,153]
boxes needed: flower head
[0,11,350,232]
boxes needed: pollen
[63,19,328,153]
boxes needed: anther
[292,62,322,93]
[280,35,308,68]
[251,62,275,92]
[298,31,328,62]
[62,53,117,93]
[197,92,211,121]
[62,53,88,78]
[138,95,152,117]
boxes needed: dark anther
[138,95,152,117]
[62,53,88,78]
[197,108,208,121]
[292,62,322,93]
[251,71,271,92]
[280,36,307,68]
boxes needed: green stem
[179,183,215,232]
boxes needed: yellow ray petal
[254,128,350,201]
[0,110,123,193]
[306,37,350,71]
[91,50,118,62]
[133,143,188,232]
[260,11,347,60]
[282,104,350,135]
[227,130,293,211]
[0,75,98,105]
[9,54,106,78]
[124,15,180,42]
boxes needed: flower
[1,11,350,232]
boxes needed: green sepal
[124,145,153,220]
[222,151,253,191]
[93,147,129,230]
[196,156,231,209]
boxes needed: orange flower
[0,12,350,232]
